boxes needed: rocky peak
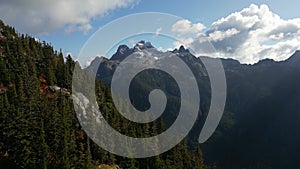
[110,44,132,61]
[172,45,190,54]
[116,45,130,55]
[134,40,154,51]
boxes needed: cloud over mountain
[173,4,300,64]
[172,19,206,35]
[0,0,138,35]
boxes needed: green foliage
[0,20,205,169]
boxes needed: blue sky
[1,0,300,64]
[39,0,300,57]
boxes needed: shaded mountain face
[203,51,300,169]
[110,44,132,61]
[87,42,300,169]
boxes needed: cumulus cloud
[208,28,240,42]
[173,4,300,64]
[172,19,206,35]
[0,0,138,35]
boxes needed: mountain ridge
[87,40,300,68]
[86,41,300,169]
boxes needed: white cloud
[208,28,240,42]
[172,19,206,35]
[155,27,162,36]
[173,4,300,64]
[65,23,93,35]
[0,0,138,35]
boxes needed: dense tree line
[0,20,206,169]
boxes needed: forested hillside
[0,20,206,169]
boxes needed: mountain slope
[87,41,300,169]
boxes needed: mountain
[87,42,300,169]
[110,41,154,61]
[2,16,300,169]
[0,21,206,169]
